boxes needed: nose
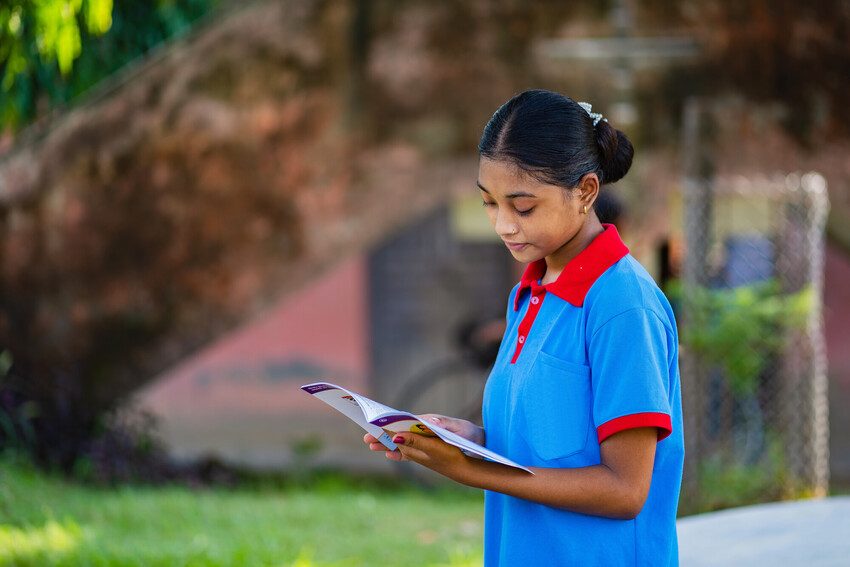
[494,210,518,239]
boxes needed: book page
[429,423,533,473]
[347,392,407,423]
[300,382,397,450]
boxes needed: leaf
[84,0,112,34]
[55,18,81,75]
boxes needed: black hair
[477,89,634,188]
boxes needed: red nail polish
[393,436,404,444]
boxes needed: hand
[363,432,407,462]
[417,414,485,446]
[389,431,473,483]
[361,414,484,464]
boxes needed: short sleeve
[589,308,673,444]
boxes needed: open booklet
[301,382,533,474]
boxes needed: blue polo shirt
[482,224,684,566]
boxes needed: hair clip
[577,101,608,127]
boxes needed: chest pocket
[520,350,592,461]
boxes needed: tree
[638,0,850,146]
[1,0,113,129]
[1,0,219,132]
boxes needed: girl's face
[477,157,597,266]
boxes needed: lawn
[0,457,485,567]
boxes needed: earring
[582,205,588,215]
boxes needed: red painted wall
[134,255,371,467]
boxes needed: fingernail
[392,435,404,444]
[429,417,441,424]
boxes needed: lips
[503,241,528,251]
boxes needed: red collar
[513,224,629,310]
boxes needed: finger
[364,433,379,444]
[418,414,465,435]
[396,444,429,464]
[385,450,404,462]
[393,434,431,463]
[418,414,443,426]
[369,442,387,452]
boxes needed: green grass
[0,456,484,566]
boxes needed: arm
[385,426,658,520]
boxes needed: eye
[481,200,495,208]
[517,208,534,217]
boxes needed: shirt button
[531,296,540,305]
[518,335,525,344]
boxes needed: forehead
[477,158,553,197]
[478,158,527,186]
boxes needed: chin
[510,248,536,261]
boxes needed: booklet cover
[301,382,533,474]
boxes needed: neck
[542,215,605,281]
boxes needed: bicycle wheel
[395,356,487,425]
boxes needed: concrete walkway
[678,496,850,566]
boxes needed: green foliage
[0,456,484,566]
[679,432,815,515]
[675,278,813,396]
[1,0,112,81]
[1,0,113,127]
[0,0,219,131]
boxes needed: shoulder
[508,282,520,311]
[585,255,676,335]
[505,281,522,319]
[509,281,521,299]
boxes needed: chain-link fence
[679,171,830,511]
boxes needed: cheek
[537,214,579,243]
[534,216,563,237]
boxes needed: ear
[577,173,600,209]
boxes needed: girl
[364,89,684,566]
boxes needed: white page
[300,382,397,450]
[348,392,405,423]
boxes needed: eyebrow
[476,181,538,199]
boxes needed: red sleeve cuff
[597,412,672,444]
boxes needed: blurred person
[364,89,684,566]
[594,185,626,229]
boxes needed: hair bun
[595,120,634,184]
